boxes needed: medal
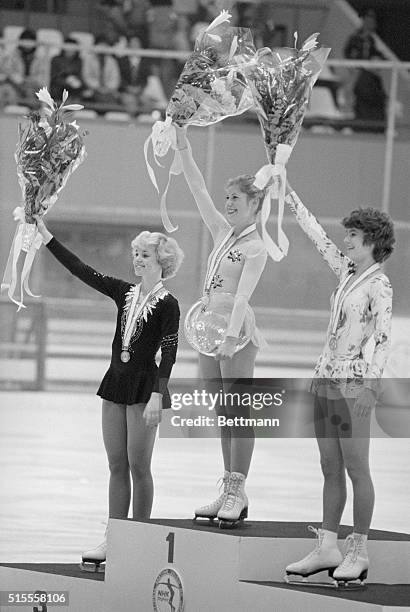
[121,350,130,363]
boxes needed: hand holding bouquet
[2,88,87,309]
[144,10,255,232]
[245,33,330,261]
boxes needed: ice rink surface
[0,391,409,563]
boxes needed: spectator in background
[0,29,49,105]
[353,52,386,131]
[117,35,153,115]
[97,0,151,47]
[342,9,385,120]
[50,37,85,102]
[147,0,179,99]
[82,34,121,106]
[344,9,379,61]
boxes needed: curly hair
[226,174,269,214]
[131,231,184,279]
[342,207,395,263]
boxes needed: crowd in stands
[0,1,389,130]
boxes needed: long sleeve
[286,190,350,279]
[366,275,393,384]
[179,147,229,241]
[46,237,126,302]
[225,243,267,338]
[153,297,180,395]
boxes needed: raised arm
[175,126,228,240]
[285,183,349,279]
[36,218,125,302]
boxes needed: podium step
[102,518,410,612]
[0,563,104,612]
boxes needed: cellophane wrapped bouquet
[145,10,255,231]
[2,88,87,309]
[244,33,330,261]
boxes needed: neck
[354,258,377,276]
[232,220,255,237]
[140,273,162,295]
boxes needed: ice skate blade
[284,574,367,590]
[79,560,105,574]
[218,507,248,529]
[193,514,217,523]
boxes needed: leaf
[61,104,84,111]
[62,89,68,103]
[302,33,319,52]
[35,87,56,109]
[206,9,231,32]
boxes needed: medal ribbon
[329,263,380,343]
[203,223,256,295]
[122,281,164,350]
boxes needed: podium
[1,520,409,611]
[103,519,410,612]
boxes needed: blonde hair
[131,231,184,279]
[226,174,269,214]
[131,231,184,278]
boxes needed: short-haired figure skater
[283,184,394,586]
[175,126,273,528]
[35,217,183,570]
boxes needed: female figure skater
[35,217,183,569]
[175,126,270,528]
[283,184,394,585]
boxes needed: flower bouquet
[1,88,87,309]
[144,10,255,232]
[245,33,330,261]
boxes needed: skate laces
[339,534,358,567]
[305,525,323,557]
[223,475,242,510]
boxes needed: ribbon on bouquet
[143,116,182,233]
[1,207,43,310]
[253,143,292,262]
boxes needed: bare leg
[199,353,231,471]
[220,342,258,477]
[314,395,347,532]
[102,400,130,519]
[340,400,374,534]
[126,403,158,520]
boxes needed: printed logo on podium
[152,567,184,612]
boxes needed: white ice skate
[217,472,248,529]
[333,533,369,587]
[80,539,107,573]
[285,526,343,586]
[194,472,230,522]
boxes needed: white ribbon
[253,143,292,262]
[144,116,182,233]
[1,206,43,310]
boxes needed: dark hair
[19,29,36,41]
[342,207,395,263]
[226,174,268,214]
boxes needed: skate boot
[285,526,343,584]
[194,471,230,522]
[217,472,248,529]
[333,533,369,587]
[80,537,107,573]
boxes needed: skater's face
[132,244,162,277]
[225,186,257,228]
[343,228,375,264]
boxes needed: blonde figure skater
[35,217,183,570]
[175,126,273,528]
[283,184,394,585]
